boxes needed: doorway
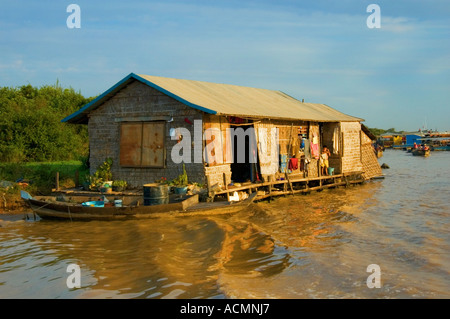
[230,124,259,183]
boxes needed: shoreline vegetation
[0,160,89,214]
[0,83,92,215]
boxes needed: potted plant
[155,177,168,184]
[112,180,127,192]
[97,158,113,186]
[88,174,103,191]
[87,158,113,191]
[171,164,188,195]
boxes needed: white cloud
[380,16,417,33]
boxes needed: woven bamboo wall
[340,122,363,173]
[361,131,383,180]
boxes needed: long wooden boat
[433,144,450,151]
[20,191,257,221]
[411,149,430,157]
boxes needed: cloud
[0,59,24,70]
[380,16,417,33]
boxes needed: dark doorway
[230,124,258,183]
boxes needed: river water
[0,150,449,299]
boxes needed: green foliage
[112,180,127,188]
[154,177,168,184]
[95,158,113,181]
[87,174,103,190]
[0,83,94,162]
[0,161,89,195]
[88,158,113,190]
[171,164,188,187]
[368,127,404,137]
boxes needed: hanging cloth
[311,142,320,159]
[289,157,298,170]
[303,138,311,159]
[333,127,339,154]
[312,134,319,145]
[311,133,320,159]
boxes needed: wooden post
[268,175,273,195]
[223,173,230,201]
[268,175,272,202]
[56,172,60,191]
[206,175,212,199]
[318,159,321,177]
[285,124,294,194]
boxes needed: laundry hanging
[332,127,339,154]
[311,134,320,159]
[289,157,298,170]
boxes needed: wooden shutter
[120,122,165,167]
[120,123,142,167]
[142,122,165,167]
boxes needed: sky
[1,0,449,132]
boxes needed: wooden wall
[202,114,232,188]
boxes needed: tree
[0,83,93,162]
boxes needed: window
[120,121,166,168]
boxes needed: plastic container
[174,186,188,195]
[114,200,122,207]
[328,167,335,176]
[81,201,105,207]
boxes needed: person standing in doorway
[320,145,331,176]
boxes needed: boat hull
[23,193,257,221]
[411,149,430,157]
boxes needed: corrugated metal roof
[138,74,363,122]
[62,73,363,123]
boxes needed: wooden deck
[211,171,365,201]
[56,171,366,206]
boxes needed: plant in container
[171,164,188,195]
[88,158,114,191]
[155,177,168,184]
[112,180,127,192]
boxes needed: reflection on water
[1,150,449,298]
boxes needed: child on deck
[320,145,331,176]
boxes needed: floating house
[63,73,382,194]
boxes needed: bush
[0,83,94,162]
[0,161,89,195]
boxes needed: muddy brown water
[1,150,449,298]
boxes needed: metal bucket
[143,183,169,206]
